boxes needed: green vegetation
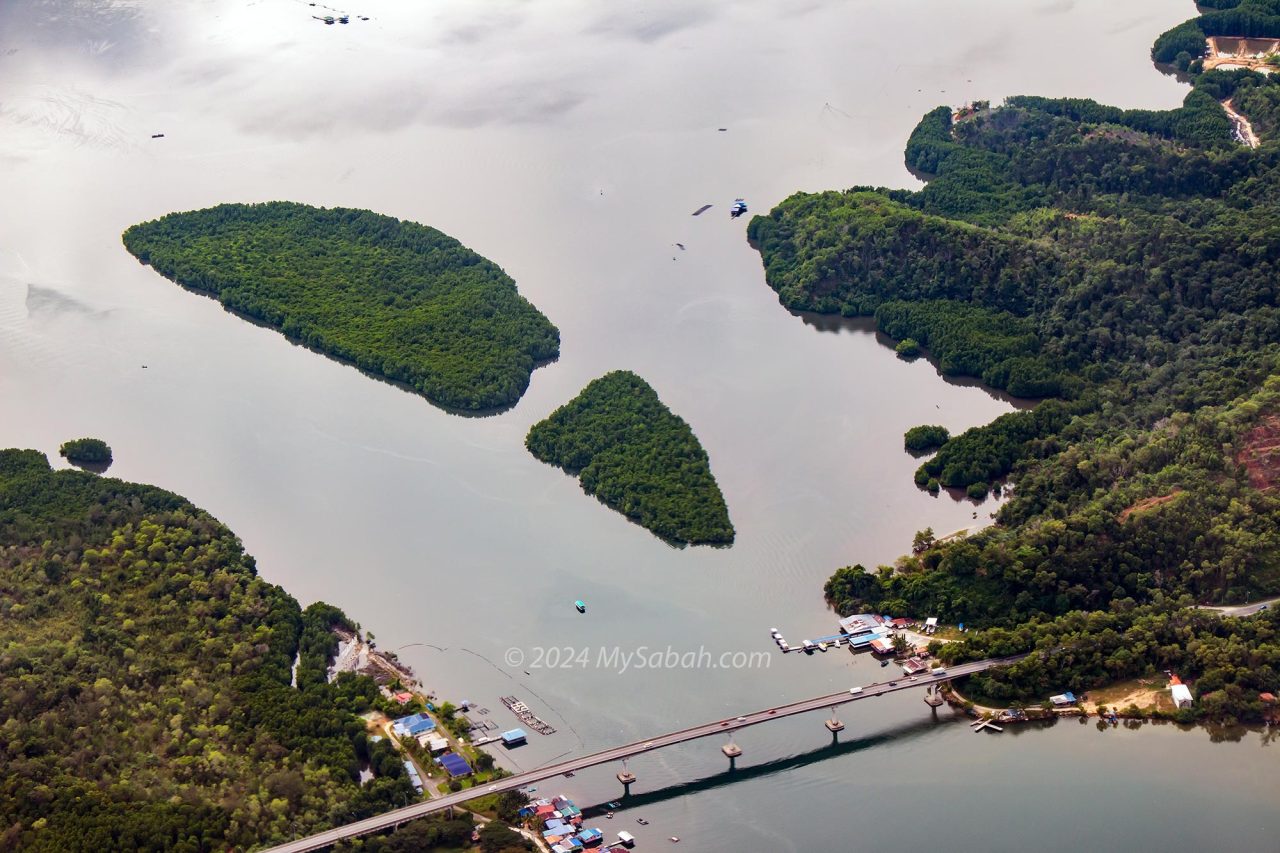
[776,2,1280,721]
[903,424,949,455]
[526,371,734,546]
[894,338,921,359]
[57,437,111,466]
[1153,0,1280,64]
[123,202,559,412]
[0,448,417,850]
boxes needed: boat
[729,198,748,218]
[817,641,828,652]
[606,802,622,809]
[637,818,649,825]
[575,600,586,613]
[880,660,890,667]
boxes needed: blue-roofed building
[438,751,472,777]
[402,760,424,792]
[576,827,603,846]
[392,712,436,738]
[501,728,528,747]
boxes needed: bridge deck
[262,653,1029,853]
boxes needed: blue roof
[439,752,472,777]
[577,828,603,841]
[502,728,527,742]
[393,712,436,736]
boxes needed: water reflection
[578,713,953,816]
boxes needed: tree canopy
[526,371,734,546]
[761,1,1280,719]
[0,449,414,850]
[123,202,560,412]
[58,437,111,466]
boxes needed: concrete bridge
[262,653,1029,853]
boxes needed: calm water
[3,1,1276,850]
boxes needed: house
[402,760,424,793]
[1049,692,1077,706]
[924,617,939,634]
[425,735,449,754]
[501,728,528,747]
[838,613,885,637]
[392,712,436,738]
[438,752,472,778]
[901,656,929,676]
[392,691,414,704]
[869,637,896,655]
[889,617,915,629]
[577,827,604,847]
[1171,683,1194,709]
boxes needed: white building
[1171,683,1194,709]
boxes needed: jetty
[501,696,557,736]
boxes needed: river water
[2,1,1276,850]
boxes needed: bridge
[263,653,1029,853]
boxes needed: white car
[849,686,863,695]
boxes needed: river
[2,1,1276,850]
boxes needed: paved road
[262,653,1029,853]
[1199,597,1279,618]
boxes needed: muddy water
[4,1,1276,849]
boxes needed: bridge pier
[722,742,742,770]
[923,684,945,707]
[825,706,844,733]
[616,770,636,794]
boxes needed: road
[261,653,1029,853]
[1199,596,1279,618]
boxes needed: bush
[966,481,990,500]
[895,338,922,359]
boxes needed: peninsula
[526,371,735,546]
[758,0,1280,722]
[123,202,560,412]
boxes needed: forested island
[0,448,431,849]
[123,202,559,412]
[57,437,111,467]
[526,371,734,546]
[760,1,1280,722]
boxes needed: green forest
[0,448,420,850]
[526,371,734,546]
[58,438,111,466]
[759,2,1280,720]
[123,202,559,412]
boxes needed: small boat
[730,198,748,218]
[150,133,165,139]
[637,818,649,825]
[606,802,621,809]
[670,837,680,843]
[606,812,614,819]
[880,660,890,667]
[817,641,828,652]
[575,600,587,613]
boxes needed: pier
[261,653,1028,853]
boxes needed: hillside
[526,371,734,546]
[755,1,1280,719]
[123,202,559,412]
[0,450,413,850]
